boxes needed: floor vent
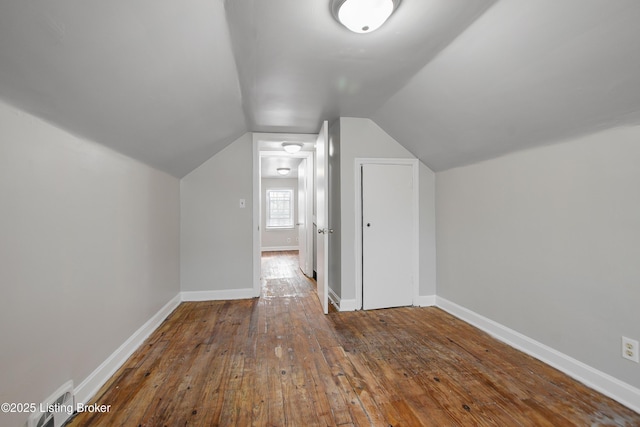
[28,381,74,427]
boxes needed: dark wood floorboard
[68,250,640,426]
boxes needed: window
[266,189,294,229]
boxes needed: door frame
[315,120,330,314]
[354,158,419,310]
[296,156,314,276]
[252,133,316,295]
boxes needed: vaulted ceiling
[1,0,640,177]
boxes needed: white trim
[436,296,640,414]
[328,287,340,307]
[328,287,358,311]
[414,295,436,307]
[252,135,261,299]
[299,155,315,277]
[181,288,257,302]
[261,246,300,252]
[74,293,182,405]
[355,158,419,310]
[338,298,359,312]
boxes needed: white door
[316,121,329,314]
[297,158,310,276]
[362,163,414,310]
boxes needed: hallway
[261,250,316,299]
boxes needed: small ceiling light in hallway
[282,142,303,153]
[331,0,401,33]
[277,168,291,176]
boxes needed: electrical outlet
[622,337,639,363]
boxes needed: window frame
[265,188,295,230]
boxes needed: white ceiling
[225,0,494,133]
[257,133,316,179]
[261,157,303,179]
[1,0,640,177]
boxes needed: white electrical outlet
[622,337,639,363]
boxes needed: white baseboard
[331,295,436,311]
[436,296,640,414]
[414,295,436,307]
[74,293,182,405]
[328,288,358,311]
[339,299,359,311]
[181,288,258,301]
[261,246,299,252]
[328,288,340,308]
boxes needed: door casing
[297,157,314,277]
[252,133,316,297]
[315,121,330,314]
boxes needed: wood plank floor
[68,251,640,426]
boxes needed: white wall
[339,117,437,303]
[261,178,298,249]
[0,101,180,427]
[436,126,640,391]
[181,133,254,294]
[419,162,437,298]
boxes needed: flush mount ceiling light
[331,0,401,34]
[282,142,303,153]
[277,168,291,176]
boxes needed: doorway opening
[260,250,310,298]
[253,133,316,297]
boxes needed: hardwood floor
[68,251,640,426]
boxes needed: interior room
[1,0,640,425]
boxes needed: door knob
[329,229,334,234]
[366,223,371,227]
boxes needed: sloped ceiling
[225,0,494,133]
[0,0,247,177]
[373,0,640,170]
[1,0,640,177]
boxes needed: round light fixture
[282,142,303,153]
[277,168,291,176]
[331,0,401,34]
